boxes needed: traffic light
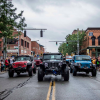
[56,42,57,45]
[40,30,43,37]
[24,30,26,37]
[66,42,68,46]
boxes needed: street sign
[14,46,18,49]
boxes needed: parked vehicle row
[8,54,97,82]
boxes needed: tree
[58,31,86,55]
[0,0,27,59]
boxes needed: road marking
[46,82,52,100]
[52,81,55,100]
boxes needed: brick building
[31,41,44,56]
[72,28,100,57]
[0,29,31,58]
[81,27,100,57]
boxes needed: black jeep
[37,53,69,81]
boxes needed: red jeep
[34,57,42,67]
[8,55,36,77]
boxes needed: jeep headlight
[45,63,48,67]
[79,63,81,66]
[59,62,62,66]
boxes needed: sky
[11,0,100,53]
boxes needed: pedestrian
[1,60,4,72]
[96,57,99,70]
[5,58,9,71]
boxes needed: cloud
[11,0,100,53]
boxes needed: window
[89,32,93,36]
[7,38,17,44]
[91,36,96,45]
[27,42,29,48]
[25,41,26,47]
[21,39,23,46]
[98,36,100,45]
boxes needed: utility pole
[77,28,79,55]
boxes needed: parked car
[66,55,72,67]
[70,55,96,76]
[8,55,36,77]
[34,57,42,67]
[37,53,69,81]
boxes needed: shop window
[91,36,96,45]
[98,36,100,45]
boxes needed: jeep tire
[64,67,69,81]
[28,68,33,76]
[33,65,36,74]
[73,67,77,76]
[38,68,43,81]
[8,69,14,77]
[70,68,72,73]
[92,69,96,77]
[17,72,20,76]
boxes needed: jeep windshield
[43,55,62,60]
[15,56,31,61]
[75,56,90,61]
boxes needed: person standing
[1,60,4,72]
[5,58,9,71]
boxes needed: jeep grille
[48,63,58,67]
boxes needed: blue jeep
[70,55,96,76]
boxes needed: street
[0,70,100,100]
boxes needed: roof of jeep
[43,53,62,55]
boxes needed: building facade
[31,41,44,56]
[81,27,100,57]
[0,29,31,58]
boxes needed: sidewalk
[0,71,7,74]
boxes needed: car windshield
[75,56,90,61]
[15,56,31,61]
[66,56,72,59]
[34,57,40,60]
[43,54,62,60]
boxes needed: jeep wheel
[64,68,69,81]
[92,69,96,77]
[38,68,43,81]
[8,69,14,77]
[33,67,36,74]
[70,68,72,73]
[73,68,77,76]
[17,72,20,76]
[28,68,33,76]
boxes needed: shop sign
[7,49,18,53]
[14,46,18,49]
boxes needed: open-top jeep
[70,55,96,76]
[38,53,69,81]
[8,55,36,77]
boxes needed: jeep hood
[14,61,30,64]
[75,61,91,64]
[43,60,62,63]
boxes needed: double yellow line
[46,81,55,100]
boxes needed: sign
[89,32,93,36]
[7,50,18,53]
[14,46,18,49]
[87,49,89,53]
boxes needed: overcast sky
[12,0,100,53]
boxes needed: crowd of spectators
[0,57,15,72]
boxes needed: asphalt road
[0,71,100,100]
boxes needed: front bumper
[77,67,94,72]
[12,67,27,73]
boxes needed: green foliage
[58,31,86,55]
[0,0,27,38]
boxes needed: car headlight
[59,62,62,66]
[79,63,81,66]
[24,63,27,65]
[75,63,81,66]
[45,63,48,67]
